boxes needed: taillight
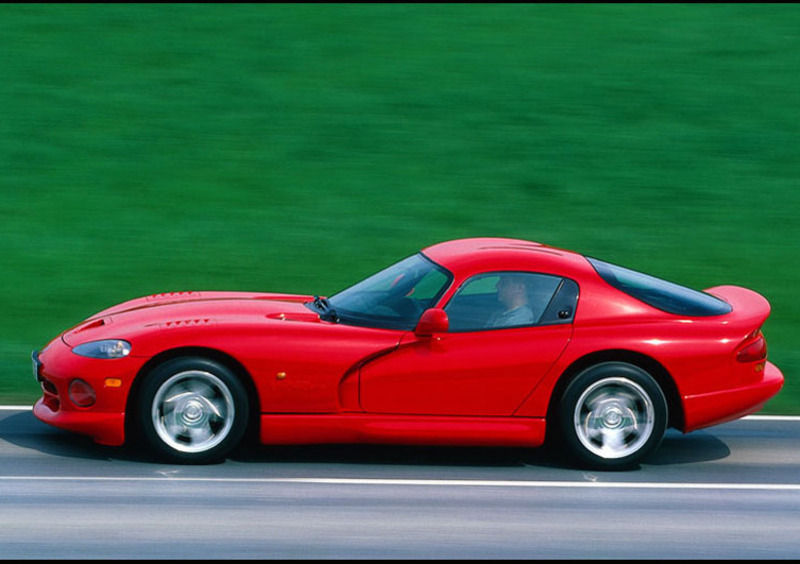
[736,332,767,363]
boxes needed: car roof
[420,237,594,280]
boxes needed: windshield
[322,253,452,330]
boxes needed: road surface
[1,408,798,559]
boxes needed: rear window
[587,258,732,317]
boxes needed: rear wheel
[558,362,667,470]
[136,357,249,464]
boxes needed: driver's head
[496,275,528,309]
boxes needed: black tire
[557,362,667,471]
[136,357,249,464]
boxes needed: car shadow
[0,411,730,469]
[645,429,731,466]
[0,410,169,464]
[227,428,731,470]
[230,442,564,468]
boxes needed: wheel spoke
[163,391,195,407]
[185,379,214,398]
[186,425,214,445]
[600,428,626,454]
[163,417,187,440]
[196,395,224,420]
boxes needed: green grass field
[1,4,797,412]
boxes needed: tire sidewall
[137,356,249,464]
[558,362,667,471]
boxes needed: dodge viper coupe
[32,238,783,470]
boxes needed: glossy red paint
[360,324,572,416]
[259,414,546,448]
[32,237,784,468]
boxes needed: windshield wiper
[312,295,339,322]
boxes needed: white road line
[743,415,800,421]
[0,476,798,491]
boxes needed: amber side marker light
[104,378,123,388]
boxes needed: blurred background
[1,4,796,410]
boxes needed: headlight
[72,339,132,359]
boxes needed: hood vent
[160,319,216,329]
[75,318,106,332]
[146,292,202,302]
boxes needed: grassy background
[1,4,797,411]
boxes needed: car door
[359,272,578,416]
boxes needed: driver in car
[485,274,535,328]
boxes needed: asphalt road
[1,408,799,559]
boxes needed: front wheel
[136,357,249,464]
[557,362,667,470]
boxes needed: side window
[444,272,564,332]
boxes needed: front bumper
[31,337,146,447]
[33,398,126,446]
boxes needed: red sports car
[32,238,783,470]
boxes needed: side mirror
[414,308,449,337]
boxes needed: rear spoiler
[704,285,771,329]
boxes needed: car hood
[61,291,321,347]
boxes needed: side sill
[260,414,545,448]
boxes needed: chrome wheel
[151,370,236,454]
[574,376,655,460]
[558,362,667,470]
